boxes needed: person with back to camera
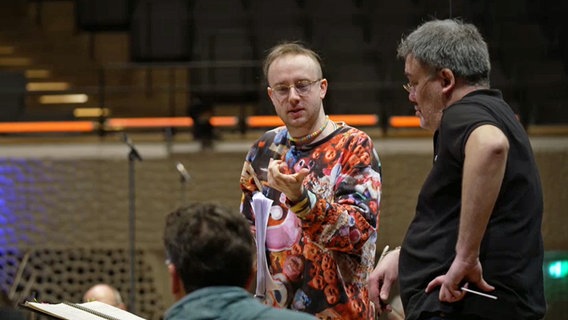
[368,18,546,320]
[162,202,317,320]
[239,41,382,319]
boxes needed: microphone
[122,133,143,161]
[176,161,191,182]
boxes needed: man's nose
[287,86,302,100]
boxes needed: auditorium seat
[189,0,258,109]
[324,62,382,115]
[249,0,309,58]
[130,0,192,62]
[191,0,251,60]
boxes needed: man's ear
[168,264,185,301]
[439,68,455,94]
[319,78,328,99]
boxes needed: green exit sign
[548,260,568,279]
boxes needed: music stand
[122,133,142,314]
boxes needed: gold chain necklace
[288,116,330,145]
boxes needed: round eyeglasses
[270,79,321,99]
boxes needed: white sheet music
[24,301,146,320]
[251,191,273,299]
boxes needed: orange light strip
[0,114,383,134]
[106,117,193,129]
[0,121,95,133]
[329,114,379,126]
[247,116,284,127]
[247,114,379,128]
[210,116,239,127]
[106,116,239,129]
[389,116,421,128]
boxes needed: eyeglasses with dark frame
[270,79,322,99]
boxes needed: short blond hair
[262,41,323,81]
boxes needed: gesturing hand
[267,159,310,202]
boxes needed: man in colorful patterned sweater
[239,41,382,319]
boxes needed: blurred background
[0,0,566,319]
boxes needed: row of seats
[75,0,568,125]
[189,0,421,117]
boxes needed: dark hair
[163,202,254,293]
[397,18,491,86]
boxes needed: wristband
[289,196,308,211]
[287,196,310,219]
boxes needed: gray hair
[397,19,491,86]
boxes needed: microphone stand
[122,133,142,314]
[176,161,190,206]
